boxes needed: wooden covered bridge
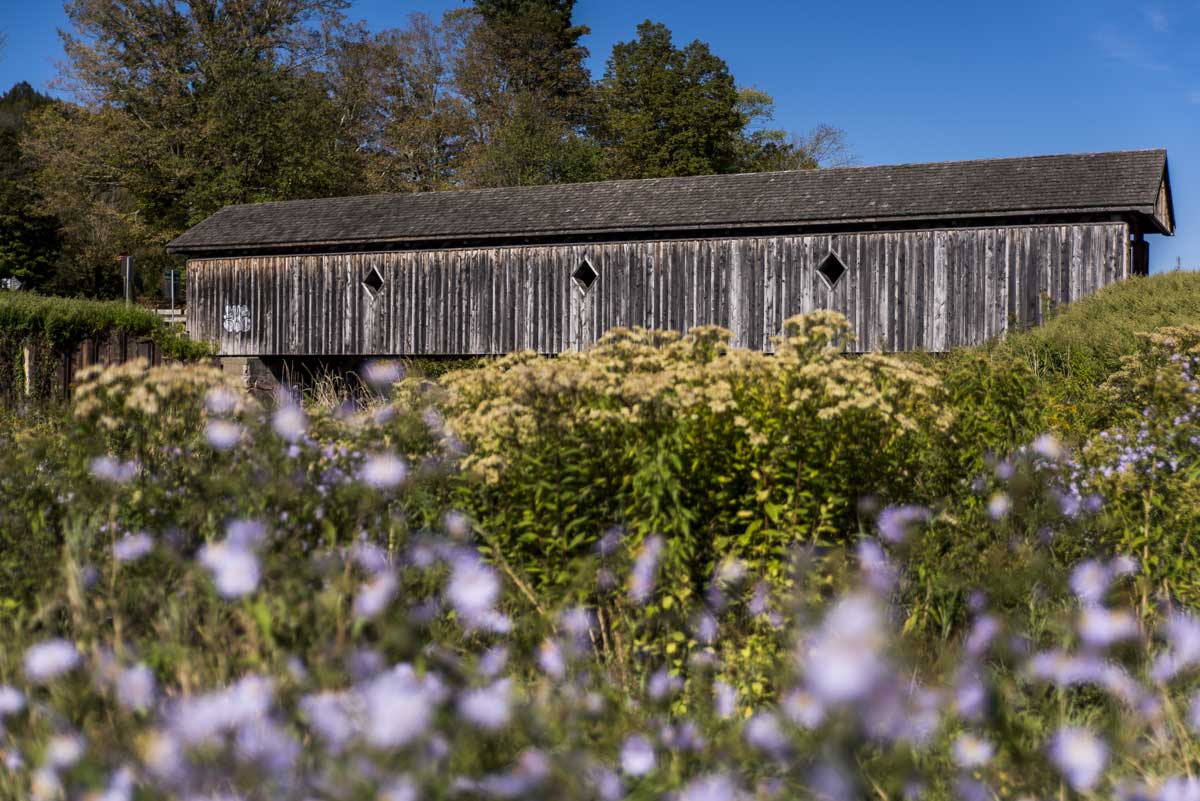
[168,149,1174,357]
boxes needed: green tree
[21,0,360,297]
[596,21,749,179]
[0,82,62,291]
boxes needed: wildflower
[801,593,887,704]
[1077,607,1138,649]
[876,504,931,543]
[1152,613,1200,681]
[1070,560,1112,604]
[446,555,501,625]
[363,359,404,388]
[952,733,994,768]
[204,386,239,414]
[478,646,508,678]
[647,668,681,701]
[679,773,740,801]
[458,679,512,730]
[271,404,306,442]
[1158,776,1200,801]
[113,532,154,563]
[782,689,826,728]
[744,712,789,757]
[300,691,361,753]
[198,541,260,598]
[226,518,267,548]
[30,767,61,801]
[361,452,408,489]
[90,456,138,483]
[537,640,566,680]
[714,681,738,719]
[1190,691,1200,733]
[362,665,440,749]
[693,610,719,644]
[445,510,471,540]
[1048,726,1107,792]
[168,675,274,746]
[620,734,655,776]
[1031,433,1065,461]
[590,767,624,801]
[45,734,84,768]
[116,664,157,712]
[628,534,664,603]
[380,776,419,801]
[24,639,80,684]
[964,615,1000,658]
[205,419,242,450]
[0,686,25,717]
[987,493,1011,520]
[354,571,398,620]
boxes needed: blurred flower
[679,773,740,801]
[620,734,655,776]
[479,646,508,678]
[446,556,500,626]
[361,452,408,489]
[714,681,738,719]
[362,665,441,749]
[952,733,994,768]
[876,505,931,544]
[458,679,512,730]
[1032,434,1065,461]
[203,386,238,415]
[45,734,84,768]
[1151,613,1200,681]
[1078,607,1138,649]
[628,535,664,604]
[354,571,398,620]
[90,456,138,483]
[987,493,1011,520]
[1048,726,1107,791]
[113,532,154,563]
[0,685,25,717]
[782,689,825,728]
[379,776,418,801]
[24,639,80,684]
[744,712,788,757]
[1070,560,1113,605]
[205,419,242,450]
[227,518,267,548]
[168,675,274,746]
[363,359,404,388]
[198,541,260,598]
[116,664,157,712]
[647,668,681,701]
[801,593,886,704]
[537,640,566,680]
[271,404,307,442]
[300,691,361,754]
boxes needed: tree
[0,82,63,291]
[22,0,361,297]
[452,3,599,187]
[596,21,747,179]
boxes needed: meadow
[2,272,1200,800]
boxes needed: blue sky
[1,0,1195,272]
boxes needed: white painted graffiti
[223,304,252,334]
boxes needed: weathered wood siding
[186,222,1129,356]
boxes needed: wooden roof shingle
[167,149,1173,255]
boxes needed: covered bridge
[168,149,1174,356]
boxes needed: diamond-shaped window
[573,258,598,292]
[362,265,384,297]
[817,252,846,288]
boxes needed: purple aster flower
[458,679,512,730]
[23,639,80,684]
[445,555,501,627]
[1048,726,1107,791]
[90,456,139,483]
[113,532,154,563]
[952,733,994,768]
[876,505,931,544]
[353,571,398,620]
[116,664,156,712]
[271,404,306,442]
[628,535,664,604]
[744,712,789,757]
[198,541,260,598]
[204,419,242,450]
[620,734,655,776]
[360,452,408,489]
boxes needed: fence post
[23,344,32,397]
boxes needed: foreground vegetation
[1,274,1200,800]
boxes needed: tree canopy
[8,2,849,298]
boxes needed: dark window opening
[817,252,847,288]
[362,265,385,297]
[573,258,598,291]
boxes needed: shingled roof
[167,149,1173,255]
